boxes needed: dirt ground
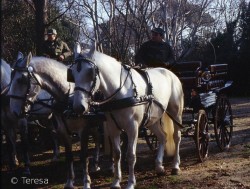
[1,97,250,189]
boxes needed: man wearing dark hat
[135,27,175,68]
[43,28,72,61]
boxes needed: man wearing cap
[135,27,175,69]
[43,28,72,61]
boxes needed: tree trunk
[33,0,48,56]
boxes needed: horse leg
[5,127,19,170]
[46,117,60,161]
[148,121,166,174]
[18,118,31,175]
[80,126,91,189]
[51,130,60,161]
[2,108,19,170]
[55,116,74,189]
[91,126,101,172]
[39,118,60,161]
[167,92,183,175]
[108,130,122,189]
[171,123,181,175]
[125,125,138,189]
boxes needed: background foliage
[1,0,250,95]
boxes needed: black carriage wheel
[214,95,233,151]
[195,110,209,162]
[143,128,158,152]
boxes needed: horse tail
[161,113,175,156]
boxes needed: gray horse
[8,53,104,189]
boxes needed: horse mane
[31,57,67,73]
[92,50,121,65]
[30,57,68,85]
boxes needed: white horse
[8,53,104,189]
[70,46,184,189]
[1,57,60,174]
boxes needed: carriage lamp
[201,70,211,82]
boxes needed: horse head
[68,44,100,114]
[8,52,42,118]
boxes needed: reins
[1,84,10,95]
[90,64,132,106]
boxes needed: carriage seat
[171,61,202,109]
[207,64,228,90]
[171,61,202,91]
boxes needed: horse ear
[74,42,81,59]
[17,52,24,61]
[12,52,24,68]
[87,42,96,59]
[25,52,32,67]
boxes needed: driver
[42,28,72,61]
[135,27,175,69]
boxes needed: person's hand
[58,55,65,61]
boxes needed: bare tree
[67,0,245,62]
[23,0,74,55]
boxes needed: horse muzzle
[73,91,90,115]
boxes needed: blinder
[67,68,75,83]
[71,57,100,99]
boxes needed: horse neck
[32,59,74,102]
[93,52,132,98]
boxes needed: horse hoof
[51,155,60,162]
[110,179,121,189]
[171,168,179,175]
[64,182,74,189]
[64,186,74,189]
[125,183,136,189]
[156,171,166,176]
[91,165,100,172]
[110,187,121,189]
[156,165,165,175]
[23,168,31,175]
[83,183,91,189]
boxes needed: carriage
[7,49,233,189]
[143,61,233,162]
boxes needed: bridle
[8,66,43,116]
[70,57,100,100]
[70,57,134,108]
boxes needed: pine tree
[237,1,250,95]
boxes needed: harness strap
[139,99,153,128]
[110,113,123,132]
[152,99,185,129]
[91,96,152,112]
[134,68,153,95]
[1,84,10,95]
[8,94,27,100]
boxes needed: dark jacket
[135,40,175,68]
[43,38,72,60]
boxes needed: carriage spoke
[214,95,233,151]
